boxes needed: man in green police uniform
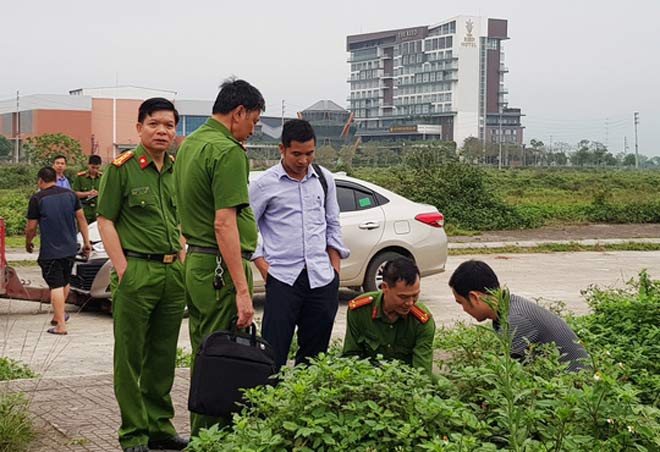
[343,257,436,376]
[72,154,103,223]
[174,79,265,436]
[97,98,188,452]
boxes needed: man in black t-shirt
[26,167,91,335]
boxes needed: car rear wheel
[363,251,408,293]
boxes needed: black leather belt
[187,245,252,261]
[124,250,178,264]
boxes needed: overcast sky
[2,0,659,156]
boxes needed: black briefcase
[188,320,277,417]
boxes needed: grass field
[354,166,660,231]
[1,166,659,235]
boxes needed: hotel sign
[461,19,477,48]
[398,27,426,42]
[389,125,418,133]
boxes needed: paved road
[2,251,659,378]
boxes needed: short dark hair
[88,155,102,165]
[281,119,316,147]
[138,97,179,125]
[212,78,265,115]
[448,260,500,299]
[53,155,67,163]
[382,257,420,287]
[37,166,57,183]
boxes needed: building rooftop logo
[462,19,477,48]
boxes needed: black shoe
[123,446,149,452]
[148,435,189,450]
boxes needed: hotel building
[346,16,524,146]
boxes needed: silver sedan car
[71,173,448,300]
[250,171,448,292]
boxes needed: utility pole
[498,109,503,170]
[633,112,639,168]
[624,136,628,154]
[113,73,118,158]
[605,117,609,149]
[281,99,285,131]
[15,90,20,163]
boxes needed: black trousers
[262,268,339,369]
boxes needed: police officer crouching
[343,257,436,375]
[97,98,188,452]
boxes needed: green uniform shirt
[72,170,102,221]
[343,291,436,375]
[174,117,257,252]
[97,145,181,255]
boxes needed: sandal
[46,327,68,335]
[50,313,70,326]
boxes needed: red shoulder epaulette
[410,305,431,324]
[348,295,374,311]
[112,151,134,167]
[77,170,87,176]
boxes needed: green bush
[176,348,192,368]
[0,358,36,382]
[356,163,533,231]
[355,166,660,231]
[0,189,32,236]
[0,165,38,190]
[0,393,34,452]
[570,271,660,406]
[188,278,660,452]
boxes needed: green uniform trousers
[185,252,253,436]
[111,257,185,449]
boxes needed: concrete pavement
[2,250,660,451]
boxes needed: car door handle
[359,221,380,230]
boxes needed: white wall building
[346,16,524,146]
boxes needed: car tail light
[415,212,444,228]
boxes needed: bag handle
[230,316,258,346]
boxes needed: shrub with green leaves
[355,163,532,231]
[188,277,660,451]
[0,393,34,452]
[0,189,32,236]
[0,165,38,190]
[570,271,660,407]
[0,357,36,382]
[188,354,493,452]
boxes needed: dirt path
[452,223,660,243]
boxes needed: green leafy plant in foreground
[0,393,34,452]
[0,357,36,382]
[188,275,660,451]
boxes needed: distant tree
[315,144,338,168]
[24,133,85,168]
[529,139,546,166]
[571,140,593,166]
[357,143,380,167]
[0,135,12,158]
[337,144,356,172]
[460,136,482,163]
[549,151,568,166]
[622,153,637,166]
